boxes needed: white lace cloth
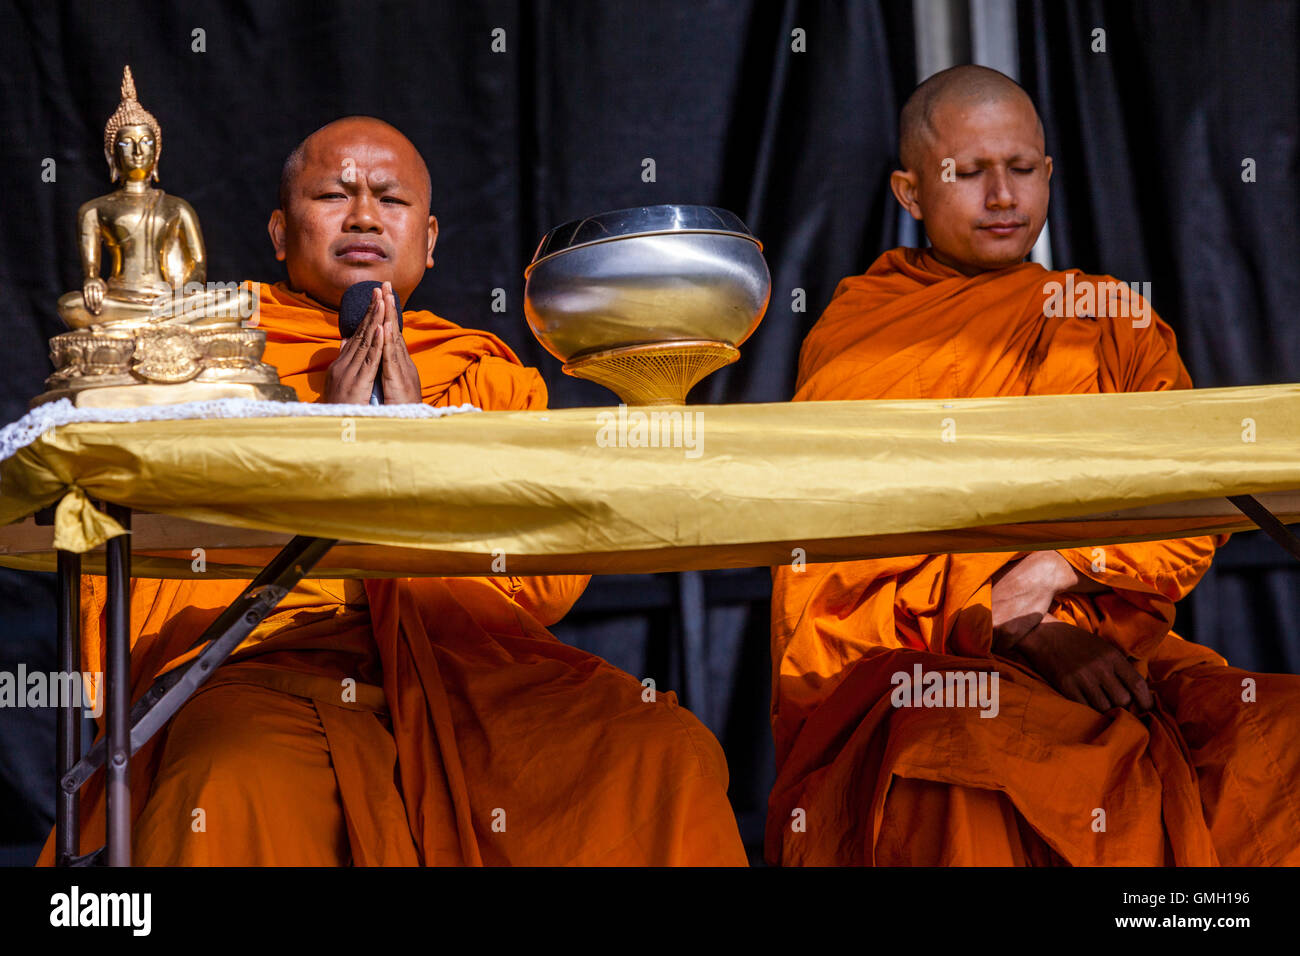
[0,397,479,464]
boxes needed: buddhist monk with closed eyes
[767,66,1300,867]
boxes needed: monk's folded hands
[377,280,421,403]
[322,284,384,403]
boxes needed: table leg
[104,503,131,867]
[60,534,339,799]
[55,548,81,865]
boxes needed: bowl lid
[529,204,759,267]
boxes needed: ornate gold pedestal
[31,322,297,409]
[562,339,740,406]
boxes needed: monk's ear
[268,209,288,262]
[426,215,439,269]
[890,169,923,221]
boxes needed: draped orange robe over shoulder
[39,281,746,867]
[767,247,1300,866]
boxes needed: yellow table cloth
[1,385,1298,579]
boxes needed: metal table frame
[52,499,337,866]
[45,493,1300,866]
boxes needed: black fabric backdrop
[0,0,1295,863]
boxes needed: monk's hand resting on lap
[322,282,421,404]
[1013,613,1155,713]
[990,550,1150,712]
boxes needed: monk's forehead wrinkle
[317,143,426,185]
[307,168,404,189]
[930,118,1046,167]
[364,172,407,192]
[957,150,1044,165]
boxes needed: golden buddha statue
[35,66,295,407]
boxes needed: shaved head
[278,115,432,212]
[889,64,1052,275]
[899,65,1043,171]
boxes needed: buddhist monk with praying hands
[39,116,746,866]
[768,65,1300,867]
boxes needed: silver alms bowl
[523,205,771,362]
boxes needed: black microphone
[338,280,403,405]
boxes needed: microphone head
[338,281,404,338]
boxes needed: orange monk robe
[39,281,746,866]
[768,247,1300,866]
